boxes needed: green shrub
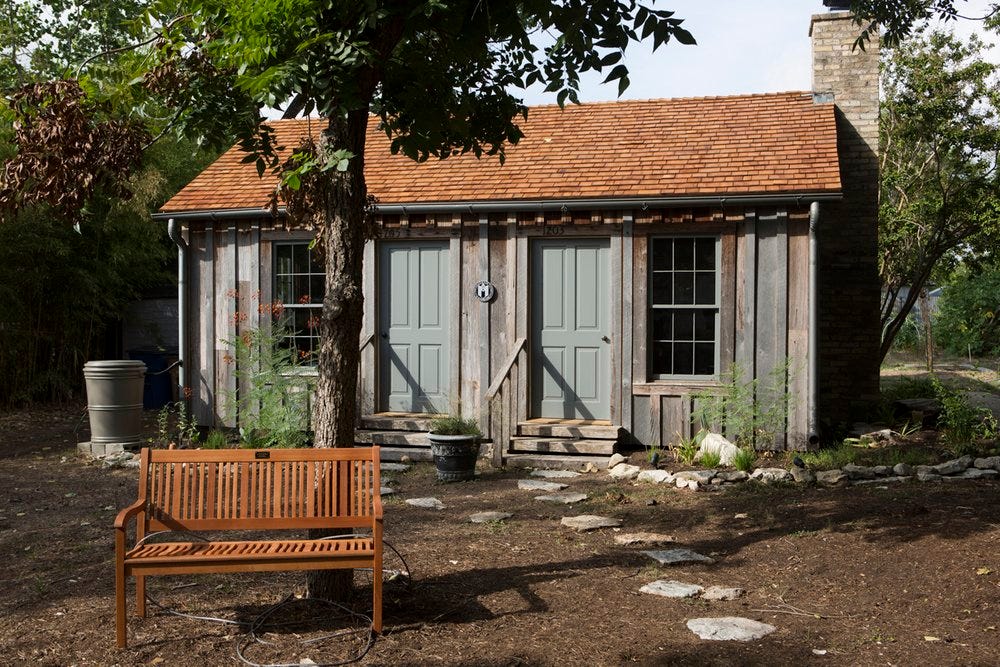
[224,326,310,449]
[203,429,229,449]
[933,377,998,450]
[891,312,924,351]
[732,447,756,472]
[699,451,722,468]
[673,430,704,465]
[693,362,790,449]
[935,266,1000,357]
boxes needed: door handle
[601,335,611,343]
[381,332,388,339]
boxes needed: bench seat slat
[125,538,374,565]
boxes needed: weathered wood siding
[183,205,812,452]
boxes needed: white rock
[637,469,674,484]
[614,532,675,546]
[468,511,512,523]
[561,515,622,532]
[916,471,942,482]
[530,469,582,479]
[816,470,847,486]
[380,486,396,496]
[640,580,703,598]
[695,432,740,466]
[893,463,914,476]
[675,478,700,491]
[535,492,588,504]
[675,470,717,484]
[687,617,776,641]
[405,497,444,510]
[841,464,875,480]
[974,456,1000,470]
[518,479,567,492]
[951,468,998,480]
[790,467,816,484]
[750,468,792,483]
[608,463,641,481]
[702,586,745,601]
[608,453,628,468]
[643,548,715,565]
[934,456,973,476]
[716,471,749,483]
[380,463,410,472]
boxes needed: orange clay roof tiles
[161,91,841,213]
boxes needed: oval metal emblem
[475,280,496,303]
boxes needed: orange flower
[222,352,235,365]
[298,294,311,304]
[182,386,193,399]
[225,288,239,299]
[306,315,321,329]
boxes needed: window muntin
[274,243,324,363]
[649,237,719,378]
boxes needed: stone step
[355,430,429,446]
[516,422,624,440]
[359,414,439,432]
[509,437,618,456]
[355,445,433,463]
[503,452,610,471]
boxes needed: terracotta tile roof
[160,91,841,213]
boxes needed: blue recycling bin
[128,348,175,409]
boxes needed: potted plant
[428,415,482,482]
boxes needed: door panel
[379,242,450,413]
[531,239,611,419]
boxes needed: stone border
[608,455,1000,491]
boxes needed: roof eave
[152,191,843,222]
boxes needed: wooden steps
[355,413,438,462]
[504,453,611,471]
[508,437,616,455]
[505,419,623,462]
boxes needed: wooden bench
[114,447,383,648]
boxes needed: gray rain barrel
[83,360,146,448]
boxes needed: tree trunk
[306,110,370,601]
[919,288,934,371]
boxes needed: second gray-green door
[531,239,611,420]
[379,242,450,414]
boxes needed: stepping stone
[380,486,396,496]
[561,515,622,532]
[702,586,745,601]
[614,532,675,546]
[608,453,628,468]
[640,580,703,599]
[530,469,581,479]
[535,492,588,504]
[469,511,512,523]
[686,617,776,641]
[380,463,410,472]
[405,497,444,510]
[518,479,568,492]
[644,548,715,565]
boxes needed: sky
[517,0,999,107]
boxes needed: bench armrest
[114,499,146,531]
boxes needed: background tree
[2,0,695,598]
[935,262,1000,357]
[850,1,1000,46]
[877,29,1000,361]
[0,1,218,406]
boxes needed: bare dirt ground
[3,404,1000,666]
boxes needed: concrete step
[509,437,618,456]
[503,453,610,471]
[360,414,439,432]
[516,422,623,440]
[355,430,429,446]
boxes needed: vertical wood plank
[719,230,737,375]
[215,225,237,427]
[198,226,216,425]
[360,240,376,419]
[650,394,662,449]
[787,219,811,448]
[754,212,788,449]
[632,235,648,384]
[479,215,491,432]
[735,212,757,380]
[609,229,623,426]
[621,214,634,435]
[450,216,463,416]
[515,234,529,424]
[206,463,217,519]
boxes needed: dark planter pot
[428,432,480,482]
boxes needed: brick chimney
[809,10,881,426]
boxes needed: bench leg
[135,575,146,618]
[372,564,382,633]
[115,561,127,648]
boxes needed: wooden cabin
[154,11,881,466]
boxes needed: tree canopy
[878,29,1000,360]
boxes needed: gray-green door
[531,239,611,419]
[379,242,450,413]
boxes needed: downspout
[166,218,186,398]
[808,202,821,446]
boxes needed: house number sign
[475,280,496,303]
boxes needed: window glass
[648,236,719,377]
[274,242,324,364]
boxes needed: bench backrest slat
[139,448,380,532]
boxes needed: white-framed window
[649,236,720,378]
[274,243,324,363]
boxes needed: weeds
[674,430,704,465]
[933,377,998,451]
[693,362,790,449]
[203,429,229,449]
[699,451,722,468]
[732,447,757,472]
